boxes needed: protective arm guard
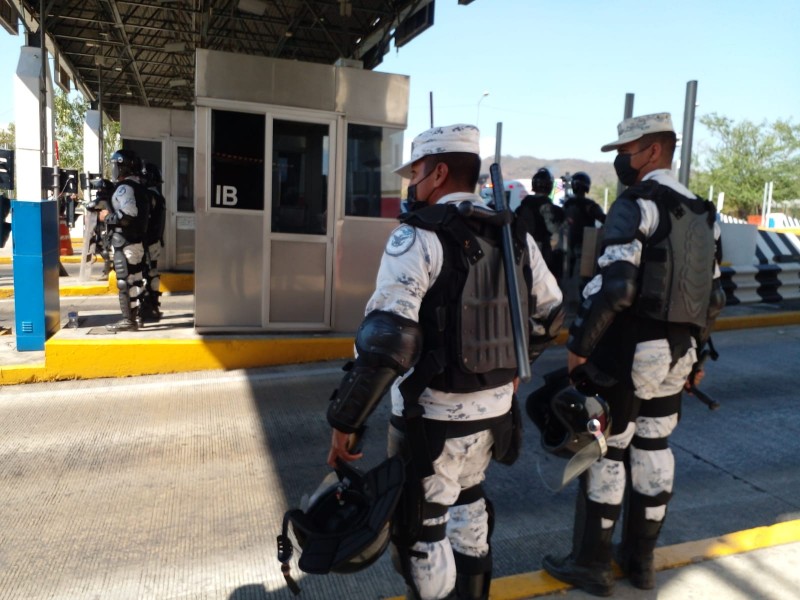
[601,197,643,248]
[566,260,639,357]
[103,211,133,227]
[529,303,566,363]
[327,311,423,434]
[697,278,726,348]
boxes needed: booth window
[271,119,330,235]
[122,139,162,176]
[210,110,265,211]
[177,146,194,213]
[345,124,404,218]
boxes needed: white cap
[600,112,675,152]
[394,124,480,179]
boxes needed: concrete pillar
[12,44,60,351]
[83,109,101,175]
[14,44,54,201]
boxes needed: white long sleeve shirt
[364,192,563,422]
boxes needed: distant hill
[481,156,618,194]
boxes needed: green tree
[54,88,88,169]
[53,88,122,179]
[691,114,800,218]
[0,122,14,149]
[102,119,120,179]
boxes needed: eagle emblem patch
[386,225,416,256]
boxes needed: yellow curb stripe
[159,272,194,293]
[0,272,194,298]
[384,520,800,600]
[60,284,114,296]
[44,336,354,381]
[656,519,800,568]
[0,363,48,385]
[712,312,800,330]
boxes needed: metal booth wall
[194,50,409,333]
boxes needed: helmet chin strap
[276,513,302,595]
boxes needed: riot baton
[489,163,531,383]
[687,339,721,410]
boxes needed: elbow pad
[117,213,134,227]
[529,303,565,363]
[327,311,422,433]
[698,279,726,347]
[567,261,638,357]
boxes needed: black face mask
[613,146,650,187]
[402,168,435,212]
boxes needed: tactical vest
[516,194,551,244]
[113,179,150,243]
[400,203,532,393]
[625,181,716,328]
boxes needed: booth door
[171,142,195,271]
[265,116,336,329]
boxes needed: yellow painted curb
[0,272,194,298]
[160,272,194,293]
[713,312,800,331]
[384,520,800,600]
[0,363,48,385]
[43,336,354,381]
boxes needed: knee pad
[113,252,129,281]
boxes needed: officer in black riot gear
[542,113,725,596]
[140,163,166,322]
[515,167,564,278]
[100,150,150,331]
[561,171,606,280]
[327,124,564,600]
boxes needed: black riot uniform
[561,172,606,279]
[516,168,564,278]
[543,170,725,596]
[140,163,167,322]
[327,184,564,598]
[104,150,150,332]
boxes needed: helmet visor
[536,432,607,492]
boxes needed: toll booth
[192,50,408,333]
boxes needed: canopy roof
[9,0,446,119]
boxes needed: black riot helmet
[532,167,554,195]
[527,369,612,491]
[142,162,163,187]
[571,171,591,195]
[277,456,404,584]
[109,150,142,183]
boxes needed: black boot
[139,296,162,322]
[542,479,617,597]
[455,572,490,600]
[107,294,138,332]
[106,316,137,332]
[616,491,664,590]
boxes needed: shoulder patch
[386,224,417,256]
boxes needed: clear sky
[375,0,800,163]
[1,0,798,164]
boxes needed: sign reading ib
[214,185,238,206]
